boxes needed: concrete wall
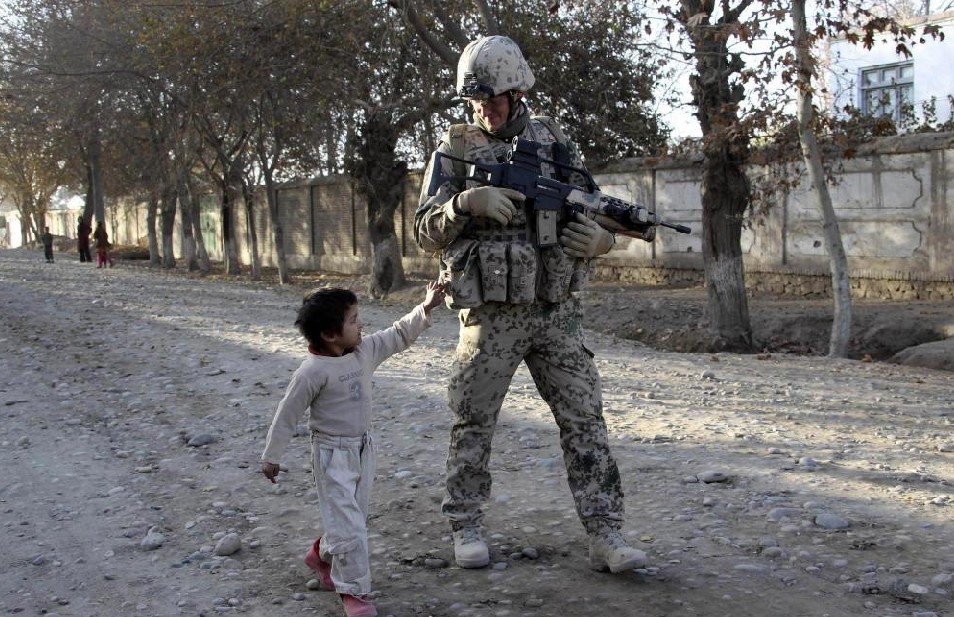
[17,131,954,300]
[592,131,954,298]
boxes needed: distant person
[261,282,445,617]
[77,217,92,263]
[41,227,54,263]
[93,220,114,268]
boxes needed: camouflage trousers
[441,297,625,535]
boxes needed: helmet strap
[506,91,521,121]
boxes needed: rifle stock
[426,137,691,245]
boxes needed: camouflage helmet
[456,35,534,100]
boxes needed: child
[41,227,54,263]
[262,282,445,617]
[93,220,114,268]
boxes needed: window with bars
[860,62,914,122]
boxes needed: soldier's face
[471,92,521,132]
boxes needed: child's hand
[262,461,281,483]
[422,281,446,313]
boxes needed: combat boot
[452,526,490,568]
[588,529,647,573]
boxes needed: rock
[140,527,165,550]
[768,507,803,522]
[187,433,217,447]
[697,470,729,483]
[213,533,241,556]
[797,456,819,469]
[813,512,850,530]
[890,338,954,372]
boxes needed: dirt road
[1,249,951,617]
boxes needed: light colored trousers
[311,432,375,596]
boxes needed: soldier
[415,35,646,574]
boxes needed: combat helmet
[456,35,534,100]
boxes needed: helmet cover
[456,35,534,100]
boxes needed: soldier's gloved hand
[455,186,525,225]
[559,212,615,258]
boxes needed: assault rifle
[426,136,691,246]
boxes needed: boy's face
[334,303,362,353]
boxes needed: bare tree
[0,102,66,243]
[0,1,118,235]
[3,0,665,289]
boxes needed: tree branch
[388,0,459,65]
[431,1,470,47]
[474,0,500,35]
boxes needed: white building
[826,10,954,128]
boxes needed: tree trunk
[793,0,852,357]
[700,151,753,351]
[83,163,96,226]
[684,3,754,352]
[263,171,290,284]
[219,164,243,276]
[369,212,403,298]
[177,168,199,272]
[224,162,244,276]
[188,177,212,274]
[146,188,160,267]
[87,132,106,225]
[354,111,406,298]
[242,180,261,281]
[220,189,234,274]
[20,207,32,247]
[30,204,43,244]
[160,183,177,269]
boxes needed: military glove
[455,186,525,225]
[559,212,615,259]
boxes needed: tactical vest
[439,117,590,309]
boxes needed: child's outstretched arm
[421,280,446,315]
[360,281,445,364]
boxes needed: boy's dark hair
[296,287,358,350]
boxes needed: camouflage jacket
[414,115,592,309]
